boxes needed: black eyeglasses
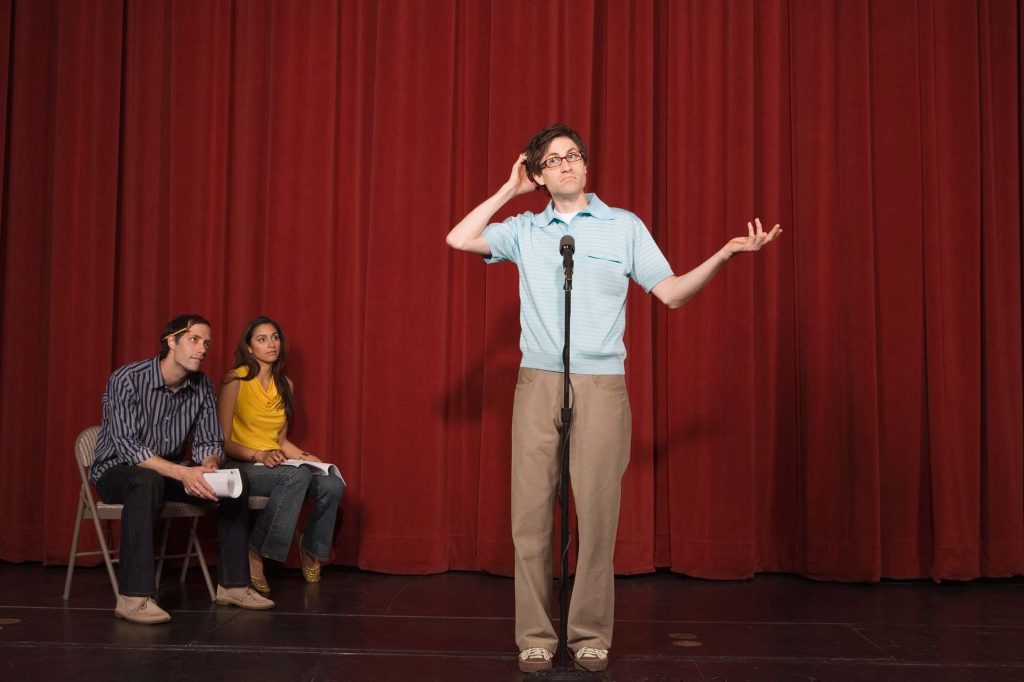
[541,150,584,169]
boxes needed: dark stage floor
[0,561,1021,681]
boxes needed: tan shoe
[574,647,609,672]
[215,585,275,610]
[114,595,171,624]
[517,648,553,673]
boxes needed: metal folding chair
[62,426,216,602]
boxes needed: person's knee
[513,534,551,564]
[236,467,251,497]
[127,467,165,501]
[119,469,165,525]
[289,465,314,488]
[319,476,344,503]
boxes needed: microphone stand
[535,247,590,680]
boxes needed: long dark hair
[229,315,294,421]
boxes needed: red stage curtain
[0,0,1020,582]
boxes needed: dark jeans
[95,465,251,596]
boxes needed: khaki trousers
[511,368,631,653]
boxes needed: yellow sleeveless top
[230,365,286,451]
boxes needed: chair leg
[89,510,119,601]
[62,496,87,600]
[187,518,216,602]
[154,517,172,588]
[179,530,194,584]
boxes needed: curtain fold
[0,0,1020,582]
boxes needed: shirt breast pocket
[584,251,628,295]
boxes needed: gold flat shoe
[301,564,321,584]
[298,534,321,584]
[249,576,271,595]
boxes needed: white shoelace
[520,647,552,661]
[575,647,608,660]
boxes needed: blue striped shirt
[483,193,673,375]
[90,356,224,483]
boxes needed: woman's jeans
[229,462,344,562]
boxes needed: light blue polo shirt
[483,193,674,375]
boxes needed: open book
[256,459,346,486]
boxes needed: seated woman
[218,315,344,595]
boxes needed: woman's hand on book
[255,449,286,467]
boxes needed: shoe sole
[215,598,275,610]
[574,660,609,672]
[518,660,553,673]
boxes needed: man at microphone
[445,124,781,673]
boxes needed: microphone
[560,235,575,270]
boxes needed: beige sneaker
[518,647,553,673]
[215,585,275,610]
[574,646,609,671]
[114,595,171,624]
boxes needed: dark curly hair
[523,123,589,196]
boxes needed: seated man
[90,314,274,623]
